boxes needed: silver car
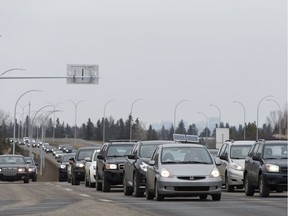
[146,143,222,201]
[216,140,255,192]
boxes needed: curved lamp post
[103,100,114,143]
[173,100,189,134]
[68,99,85,145]
[130,98,143,142]
[266,98,281,135]
[13,89,42,154]
[1,68,26,76]
[256,95,273,140]
[209,104,222,128]
[233,101,246,140]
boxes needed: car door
[97,144,108,180]
[246,143,260,186]
[217,143,228,183]
[124,143,138,184]
[146,147,160,192]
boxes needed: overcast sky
[0,0,287,130]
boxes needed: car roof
[78,146,101,150]
[161,143,204,148]
[138,140,177,145]
[106,142,135,145]
[259,140,288,145]
[225,140,256,145]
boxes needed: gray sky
[0,0,287,130]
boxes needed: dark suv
[123,140,177,197]
[70,146,101,185]
[244,140,287,197]
[96,141,135,192]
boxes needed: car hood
[230,159,245,167]
[264,158,288,166]
[0,164,27,168]
[106,157,126,163]
[162,164,215,176]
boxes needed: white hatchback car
[84,149,100,188]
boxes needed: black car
[123,140,177,197]
[96,141,135,192]
[70,146,101,185]
[0,154,30,183]
[58,153,76,182]
[244,140,287,197]
[24,156,38,182]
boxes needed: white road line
[98,199,114,202]
[79,194,91,197]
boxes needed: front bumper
[157,176,222,196]
[104,170,124,185]
[262,172,287,189]
[227,169,244,186]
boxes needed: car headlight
[210,167,220,178]
[60,165,66,169]
[29,168,36,172]
[160,168,173,178]
[17,168,26,173]
[0,168,2,172]
[231,162,243,171]
[105,164,117,170]
[76,162,85,168]
[139,162,148,172]
[266,164,279,172]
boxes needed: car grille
[177,176,206,181]
[119,164,124,170]
[2,168,17,176]
[174,186,210,191]
[280,167,287,174]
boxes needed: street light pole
[130,98,143,142]
[68,100,85,145]
[233,101,246,140]
[256,95,273,140]
[103,100,114,143]
[13,89,42,154]
[173,100,189,134]
[209,104,222,128]
[266,98,282,136]
[1,68,26,76]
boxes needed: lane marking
[98,199,114,202]
[79,194,91,197]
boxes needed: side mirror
[85,157,91,162]
[215,158,222,166]
[148,160,155,166]
[252,155,260,161]
[220,153,228,161]
[97,154,104,160]
[127,154,136,160]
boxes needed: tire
[24,177,29,184]
[155,181,164,201]
[32,175,37,182]
[102,177,111,192]
[259,174,270,197]
[244,174,255,196]
[225,174,234,192]
[96,172,102,191]
[212,194,221,201]
[123,175,133,196]
[133,174,144,197]
[72,173,80,185]
[199,194,208,200]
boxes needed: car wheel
[225,174,234,192]
[95,172,102,191]
[259,174,270,197]
[24,177,29,184]
[211,194,221,201]
[85,173,89,187]
[72,173,80,185]
[155,181,164,201]
[123,175,133,195]
[244,174,255,196]
[32,175,37,182]
[146,186,154,200]
[102,177,111,192]
[199,194,208,200]
[67,175,71,183]
[133,174,144,197]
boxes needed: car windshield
[107,145,134,157]
[140,144,159,158]
[263,144,288,159]
[0,156,25,164]
[62,155,75,162]
[230,145,252,159]
[24,157,35,165]
[78,149,95,160]
[161,147,213,164]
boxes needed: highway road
[0,181,287,216]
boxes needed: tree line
[0,107,287,149]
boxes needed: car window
[230,145,252,159]
[161,147,213,164]
[249,144,260,157]
[78,149,95,160]
[140,144,159,158]
[263,144,288,159]
[107,145,134,157]
[218,144,228,157]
